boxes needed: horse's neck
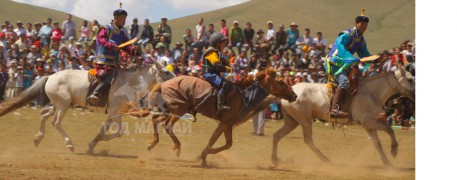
[358,73,397,106]
[237,75,255,90]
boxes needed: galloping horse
[271,64,415,166]
[0,62,175,153]
[123,68,297,167]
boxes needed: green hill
[0,0,86,32]
[154,0,415,53]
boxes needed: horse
[0,62,175,153]
[122,68,297,167]
[271,64,415,167]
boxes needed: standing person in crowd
[23,62,34,89]
[183,28,194,52]
[266,21,275,53]
[219,19,228,37]
[15,65,24,96]
[228,20,243,55]
[38,18,53,46]
[157,16,172,44]
[313,32,327,58]
[243,22,255,54]
[251,106,266,136]
[325,10,372,117]
[137,19,154,47]
[86,4,139,105]
[33,22,42,37]
[201,33,231,111]
[5,60,18,99]
[202,23,215,49]
[295,28,313,58]
[130,18,139,39]
[0,65,8,101]
[89,20,100,50]
[78,20,90,45]
[285,22,299,55]
[25,23,33,37]
[273,24,287,57]
[253,29,269,56]
[193,17,206,52]
[61,14,76,42]
[51,22,62,46]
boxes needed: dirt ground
[0,107,415,179]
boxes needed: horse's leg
[364,119,399,158]
[52,105,74,152]
[97,115,125,141]
[34,106,55,147]
[163,115,182,157]
[87,117,112,154]
[147,114,161,151]
[271,111,299,167]
[365,129,392,166]
[300,118,331,163]
[200,123,225,167]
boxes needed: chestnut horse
[123,68,297,167]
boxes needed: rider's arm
[97,27,116,51]
[334,33,360,76]
[356,39,371,58]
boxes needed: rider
[201,33,231,111]
[325,10,371,117]
[87,3,139,105]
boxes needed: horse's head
[151,61,175,82]
[394,63,415,99]
[256,68,297,102]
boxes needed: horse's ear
[398,63,406,76]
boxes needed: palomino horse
[123,68,297,167]
[271,64,415,166]
[0,62,174,153]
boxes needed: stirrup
[217,104,231,111]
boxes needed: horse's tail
[118,102,151,118]
[0,76,49,116]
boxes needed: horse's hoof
[175,149,181,157]
[147,145,153,151]
[66,145,75,152]
[33,138,42,147]
[201,161,209,168]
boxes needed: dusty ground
[0,107,415,179]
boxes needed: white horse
[272,64,415,166]
[0,62,175,153]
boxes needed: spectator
[219,19,229,37]
[251,108,267,136]
[242,22,255,53]
[89,20,100,49]
[51,22,62,46]
[253,29,269,56]
[188,47,201,63]
[387,108,402,126]
[273,24,287,57]
[193,17,206,52]
[235,49,248,68]
[312,32,327,58]
[183,29,194,52]
[285,22,299,55]
[295,28,313,57]
[130,18,139,39]
[202,23,215,49]
[61,14,76,42]
[362,62,379,77]
[171,41,184,61]
[157,16,172,44]
[137,19,154,47]
[23,62,34,89]
[228,21,243,55]
[159,49,174,66]
[25,23,33,37]
[14,21,26,37]
[77,20,90,45]
[0,65,8,101]
[26,45,40,65]
[154,43,165,59]
[33,22,42,37]
[38,18,53,46]
[266,21,275,51]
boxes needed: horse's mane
[236,68,277,88]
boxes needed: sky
[12,0,249,24]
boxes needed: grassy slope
[153,0,415,53]
[0,0,86,33]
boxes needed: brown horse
[122,68,297,167]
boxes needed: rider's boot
[330,87,349,118]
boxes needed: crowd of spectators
[0,15,415,128]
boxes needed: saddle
[86,73,111,107]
